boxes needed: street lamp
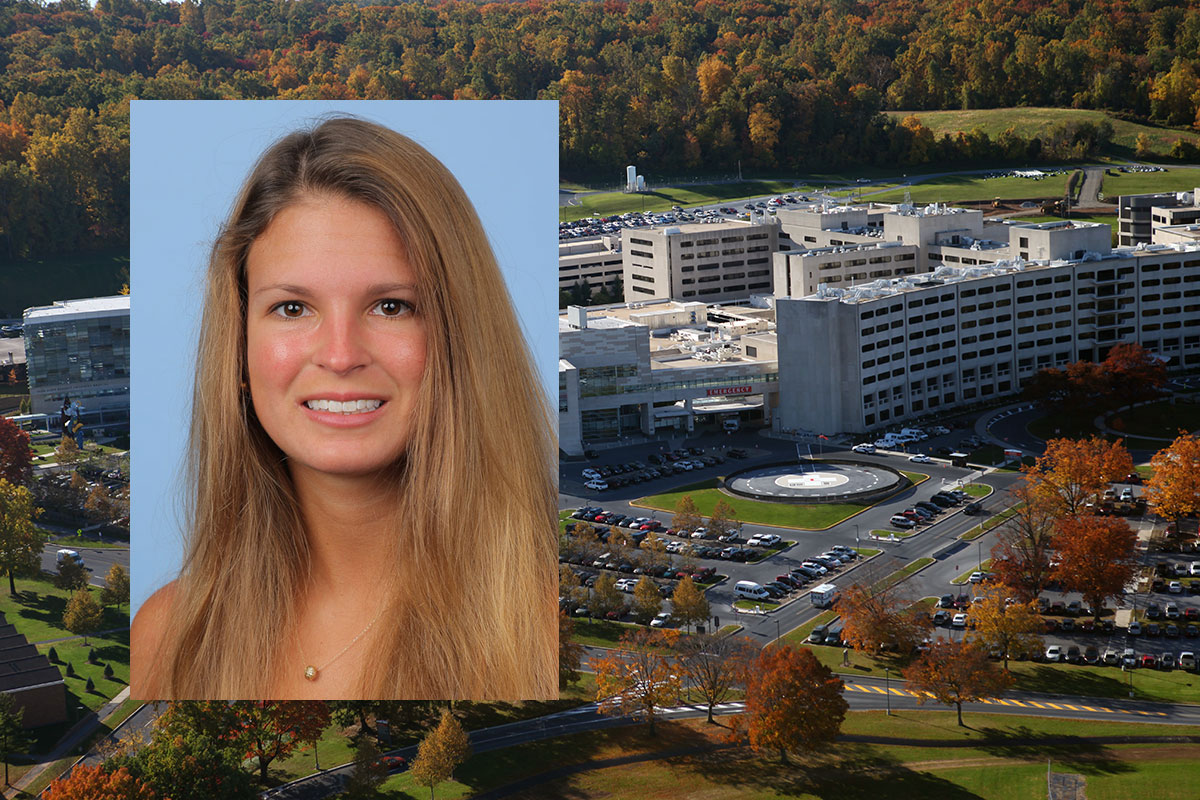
[775,618,781,644]
[855,524,861,549]
[885,667,892,716]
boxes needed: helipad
[724,460,906,504]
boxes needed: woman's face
[244,193,427,482]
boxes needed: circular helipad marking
[776,472,850,489]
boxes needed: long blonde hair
[159,116,557,699]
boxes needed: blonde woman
[131,116,557,700]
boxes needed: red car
[1140,654,1157,669]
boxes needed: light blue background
[130,101,558,616]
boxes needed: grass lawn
[885,107,1200,159]
[635,472,920,531]
[0,576,129,646]
[372,710,1200,800]
[39,631,129,713]
[854,547,883,557]
[871,528,917,538]
[871,174,1069,205]
[734,598,780,611]
[40,534,127,550]
[951,558,994,585]
[559,180,802,222]
[1099,166,1200,197]
[961,483,993,498]
[1108,400,1199,439]
[783,610,839,647]
[569,618,646,648]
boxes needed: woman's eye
[271,301,310,319]
[371,299,413,317]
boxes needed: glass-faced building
[23,296,130,419]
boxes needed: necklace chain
[300,605,386,682]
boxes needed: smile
[303,399,384,414]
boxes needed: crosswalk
[842,682,1168,716]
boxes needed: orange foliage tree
[989,481,1059,601]
[0,418,31,487]
[43,765,156,800]
[594,628,681,735]
[838,578,931,655]
[744,645,847,765]
[966,582,1043,670]
[676,633,758,724]
[1146,433,1200,526]
[232,701,331,784]
[1022,436,1133,516]
[904,640,1012,727]
[1052,515,1138,620]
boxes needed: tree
[1146,433,1200,525]
[1023,437,1133,517]
[671,494,701,534]
[744,644,847,764]
[55,558,90,590]
[670,575,710,633]
[229,701,331,785]
[0,478,42,595]
[905,640,1012,726]
[1052,515,1138,621]
[85,483,114,523]
[55,435,80,465]
[42,765,157,800]
[0,418,31,486]
[838,569,931,655]
[989,482,1058,601]
[967,582,1043,670]
[676,633,757,723]
[1103,343,1166,410]
[0,694,32,786]
[342,737,387,799]
[639,530,670,570]
[117,721,255,800]
[588,572,624,619]
[63,587,102,644]
[708,499,738,539]
[558,611,583,690]
[101,564,130,608]
[409,710,471,800]
[594,628,682,735]
[631,576,662,625]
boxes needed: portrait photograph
[128,100,559,701]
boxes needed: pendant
[304,665,318,681]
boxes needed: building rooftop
[24,295,130,322]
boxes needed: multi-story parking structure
[621,219,784,303]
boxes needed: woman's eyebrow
[365,282,419,295]
[252,283,313,298]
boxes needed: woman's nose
[313,313,370,374]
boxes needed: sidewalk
[5,687,132,798]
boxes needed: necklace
[299,605,387,682]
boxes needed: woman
[131,117,557,700]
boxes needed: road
[40,541,129,588]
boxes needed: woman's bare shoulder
[130,580,180,699]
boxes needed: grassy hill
[885,107,1200,160]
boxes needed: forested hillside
[3,0,1200,260]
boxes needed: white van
[56,549,84,567]
[734,580,769,601]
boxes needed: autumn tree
[102,566,130,609]
[639,530,670,570]
[55,557,89,591]
[1103,343,1166,410]
[42,765,157,800]
[677,633,757,723]
[0,694,31,786]
[671,574,710,633]
[989,482,1058,600]
[85,483,114,523]
[0,418,31,486]
[0,478,42,595]
[55,435,80,465]
[108,717,255,800]
[1022,436,1133,517]
[229,701,331,785]
[588,572,624,619]
[672,494,701,534]
[594,628,682,734]
[967,582,1043,670]
[838,569,931,655]
[631,576,662,624]
[409,709,471,800]
[1052,515,1138,621]
[63,587,102,644]
[1146,433,1200,525]
[559,611,583,690]
[559,565,586,609]
[904,640,1012,726]
[744,644,847,765]
[708,498,738,538]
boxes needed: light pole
[775,618,781,644]
[855,524,861,549]
[977,538,983,572]
[885,667,892,716]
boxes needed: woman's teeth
[304,399,382,414]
